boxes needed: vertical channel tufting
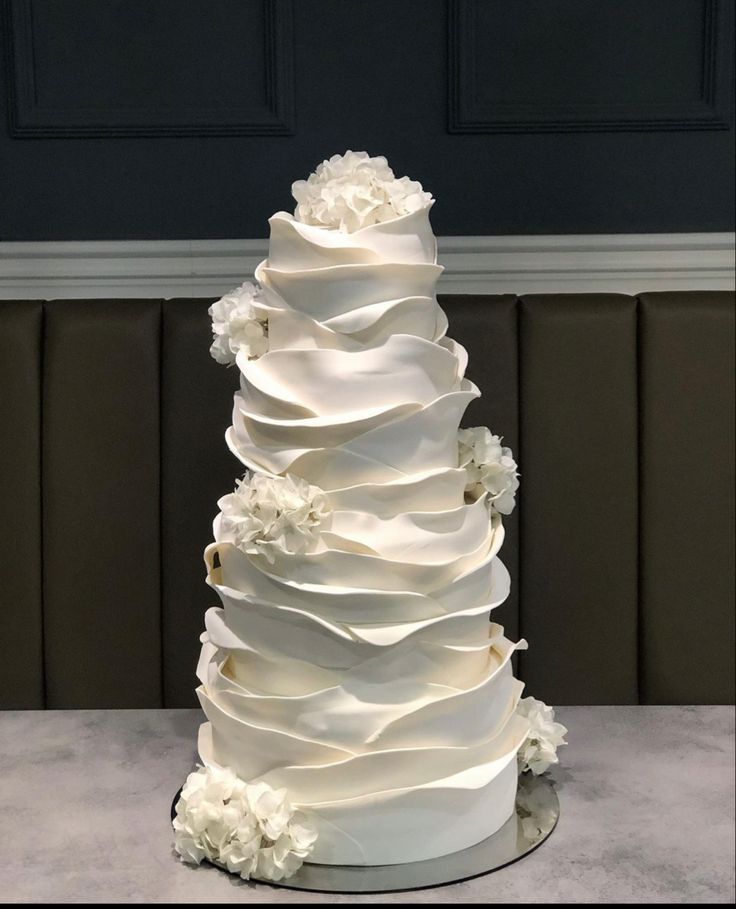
[442,295,521,644]
[160,299,243,707]
[43,300,162,708]
[0,301,44,708]
[519,294,639,705]
[636,295,643,705]
[2,292,728,710]
[638,291,735,704]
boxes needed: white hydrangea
[516,776,558,842]
[517,697,568,775]
[256,816,319,882]
[458,426,520,515]
[292,150,433,233]
[209,282,268,365]
[246,781,292,841]
[218,472,330,563]
[173,765,318,882]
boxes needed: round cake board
[170,772,559,895]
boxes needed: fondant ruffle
[195,193,528,865]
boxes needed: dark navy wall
[1,0,733,240]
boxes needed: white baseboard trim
[0,233,733,299]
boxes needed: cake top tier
[290,150,433,234]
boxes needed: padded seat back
[0,292,733,707]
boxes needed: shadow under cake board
[170,773,559,895]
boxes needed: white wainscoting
[0,233,733,299]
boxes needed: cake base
[170,772,559,895]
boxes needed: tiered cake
[176,152,565,876]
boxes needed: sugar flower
[517,697,568,775]
[458,426,520,515]
[209,282,268,365]
[173,765,317,882]
[218,472,330,562]
[292,150,433,232]
[516,774,558,842]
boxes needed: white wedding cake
[174,152,566,879]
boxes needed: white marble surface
[0,706,733,904]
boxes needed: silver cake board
[170,772,559,895]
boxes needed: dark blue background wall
[1,0,733,240]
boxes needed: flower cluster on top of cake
[291,150,433,232]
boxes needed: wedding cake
[173,152,566,880]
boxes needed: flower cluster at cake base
[173,765,317,881]
[218,472,330,563]
[516,774,558,843]
[516,697,568,775]
[292,150,433,232]
[458,426,520,515]
[209,282,268,365]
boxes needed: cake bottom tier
[198,721,521,866]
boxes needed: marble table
[0,706,733,904]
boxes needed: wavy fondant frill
[197,522,529,864]
[195,201,530,864]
